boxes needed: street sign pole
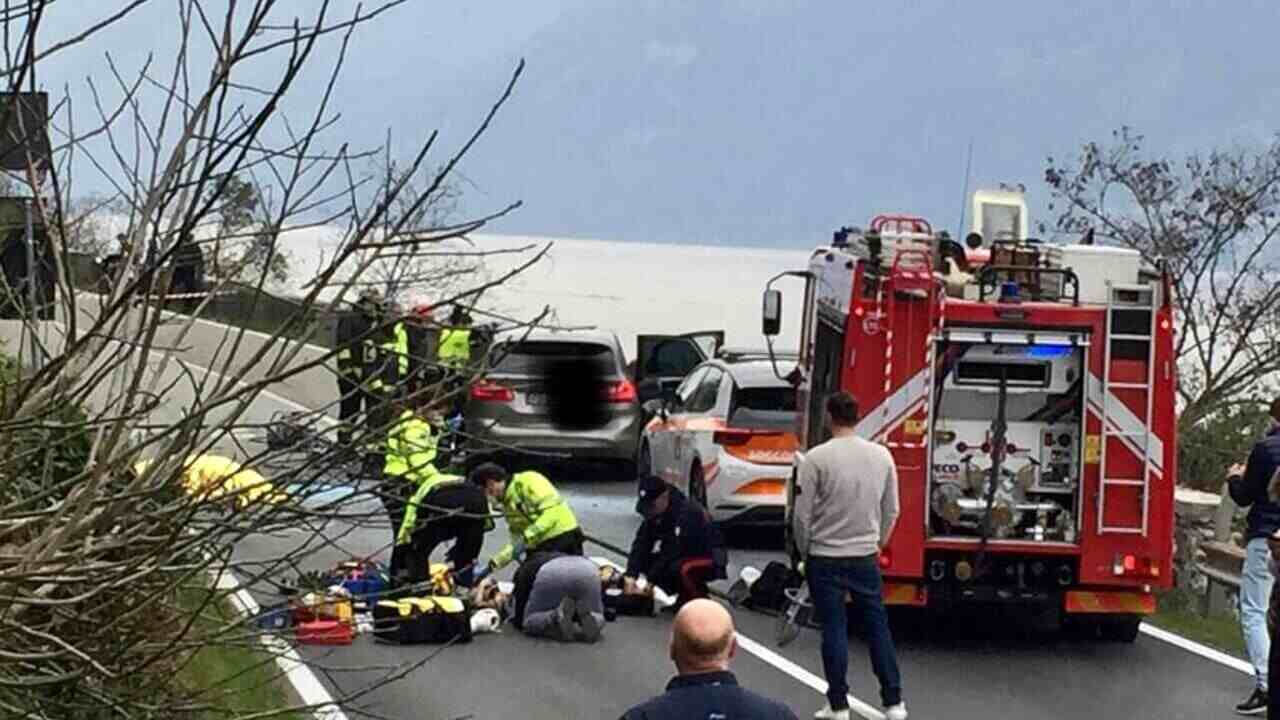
[23,195,41,370]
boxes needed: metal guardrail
[1194,485,1244,617]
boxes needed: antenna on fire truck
[956,138,974,240]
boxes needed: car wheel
[689,463,709,509]
[611,459,637,481]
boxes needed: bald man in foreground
[620,599,797,720]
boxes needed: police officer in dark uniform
[626,475,728,608]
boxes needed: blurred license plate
[525,393,548,406]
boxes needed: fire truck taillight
[1113,554,1161,578]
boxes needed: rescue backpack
[742,561,802,613]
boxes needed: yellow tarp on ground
[135,455,284,508]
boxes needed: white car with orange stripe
[637,357,798,525]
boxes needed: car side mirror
[762,289,782,336]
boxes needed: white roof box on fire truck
[1044,244,1146,305]
[970,185,1029,243]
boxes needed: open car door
[634,330,725,406]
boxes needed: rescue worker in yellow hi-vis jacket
[437,304,473,370]
[393,467,492,587]
[468,463,584,583]
[437,304,474,418]
[368,302,410,440]
[381,396,493,587]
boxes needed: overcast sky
[38,1,1280,248]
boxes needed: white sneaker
[884,702,908,720]
[813,705,850,720]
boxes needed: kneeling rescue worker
[395,468,492,588]
[625,475,728,608]
[468,462,584,582]
[383,397,491,587]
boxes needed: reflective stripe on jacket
[396,471,474,545]
[491,471,579,569]
[383,410,437,481]
[438,327,471,367]
[371,321,409,390]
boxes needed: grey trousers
[523,556,605,640]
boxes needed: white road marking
[734,633,886,720]
[214,570,349,720]
[588,557,885,718]
[1139,623,1253,675]
[174,343,345,718]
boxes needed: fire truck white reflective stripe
[856,368,930,441]
[943,329,1091,346]
[1086,373,1164,476]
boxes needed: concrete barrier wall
[65,294,336,415]
[0,304,336,461]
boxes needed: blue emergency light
[999,281,1021,303]
[1026,344,1073,359]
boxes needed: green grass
[174,589,304,719]
[1147,588,1246,659]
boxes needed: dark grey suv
[463,330,641,474]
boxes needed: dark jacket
[619,671,797,720]
[1228,425,1280,542]
[335,308,376,377]
[511,551,566,630]
[626,488,726,580]
[406,322,441,386]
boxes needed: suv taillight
[712,429,753,446]
[604,379,637,403]
[470,381,514,403]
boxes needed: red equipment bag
[296,619,353,645]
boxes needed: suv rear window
[729,386,797,431]
[490,341,617,376]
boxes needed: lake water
[281,231,812,360]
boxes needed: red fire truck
[762,189,1176,641]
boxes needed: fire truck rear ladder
[1098,282,1157,536]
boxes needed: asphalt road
[235,465,1252,720]
[30,303,1248,717]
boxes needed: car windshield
[489,341,617,376]
[728,385,797,431]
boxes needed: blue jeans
[1242,537,1274,690]
[807,555,903,708]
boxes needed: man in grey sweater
[792,391,906,720]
